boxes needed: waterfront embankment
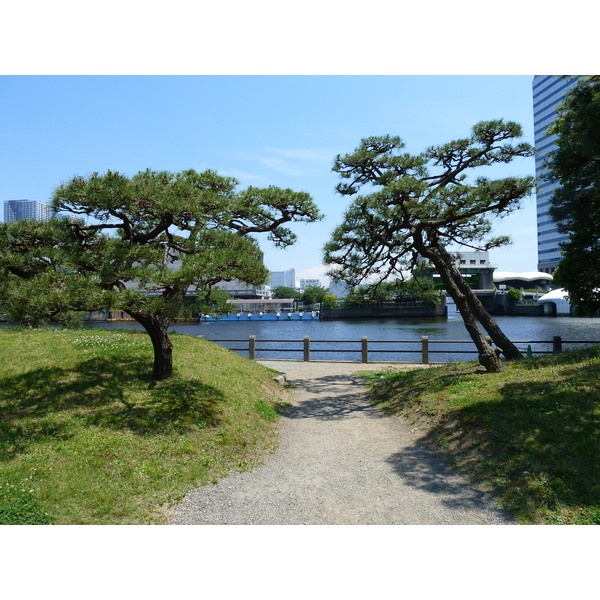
[85,314,600,363]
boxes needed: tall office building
[328,280,349,299]
[269,268,296,289]
[532,75,580,273]
[4,199,55,223]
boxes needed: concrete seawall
[321,300,447,320]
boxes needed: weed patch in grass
[0,478,51,525]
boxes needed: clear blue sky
[1,75,540,281]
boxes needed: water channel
[85,312,600,363]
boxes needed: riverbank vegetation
[342,277,440,307]
[0,328,286,524]
[363,346,600,524]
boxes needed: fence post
[361,336,368,363]
[249,335,256,360]
[553,335,562,353]
[304,336,310,361]
[421,336,429,364]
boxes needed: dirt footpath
[168,360,514,525]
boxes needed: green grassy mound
[0,328,286,524]
[363,347,600,524]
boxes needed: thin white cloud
[297,264,331,284]
[260,158,311,176]
[259,146,336,177]
[265,147,335,162]
[220,169,270,184]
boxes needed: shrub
[507,288,523,303]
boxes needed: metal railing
[201,335,600,364]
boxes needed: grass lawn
[362,346,600,524]
[0,327,286,524]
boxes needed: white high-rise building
[532,75,580,273]
[300,278,321,289]
[4,199,55,223]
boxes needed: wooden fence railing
[202,335,600,364]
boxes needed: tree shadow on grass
[368,364,483,416]
[0,356,223,461]
[96,377,223,433]
[422,360,600,522]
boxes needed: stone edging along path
[168,360,514,525]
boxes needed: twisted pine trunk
[415,240,515,373]
[431,244,523,361]
[467,298,523,360]
[430,255,502,373]
[130,312,173,380]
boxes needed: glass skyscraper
[3,199,55,223]
[269,269,296,288]
[532,75,580,273]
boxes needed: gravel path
[168,360,514,525]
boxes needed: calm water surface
[86,313,600,363]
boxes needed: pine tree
[0,169,322,380]
[323,121,535,373]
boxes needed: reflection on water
[84,315,600,363]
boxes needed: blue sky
[1,75,541,282]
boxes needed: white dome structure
[537,288,572,316]
[493,271,554,290]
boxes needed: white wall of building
[300,278,321,289]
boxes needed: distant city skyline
[4,199,55,223]
[0,75,559,283]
